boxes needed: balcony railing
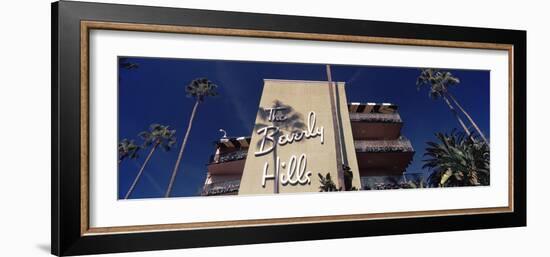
[209,149,248,164]
[360,173,426,190]
[349,112,402,123]
[355,138,414,152]
[201,179,241,196]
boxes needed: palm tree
[119,58,139,70]
[447,92,489,144]
[423,131,490,187]
[118,139,140,165]
[165,78,219,197]
[124,124,176,199]
[417,68,489,144]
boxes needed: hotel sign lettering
[255,107,324,187]
[239,80,359,195]
[255,108,324,156]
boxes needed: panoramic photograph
[117,57,490,200]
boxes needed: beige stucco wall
[238,79,361,195]
[337,83,362,189]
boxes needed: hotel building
[201,79,414,196]
[201,136,250,196]
[349,102,415,190]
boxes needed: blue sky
[118,57,490,199]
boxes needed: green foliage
[423,130,490,187]
[343,165,357,191]
[118,138,141,163]
[416,68,460,99]
[119,58,139,70]
[186,78,219,102]
[138,124,177,151]
[405,174,428,189]
[318,172,338,192]
[318,165,358,192]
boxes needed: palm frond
[118,138,141,162]
[423,130,490,187]
[137,123,177,151]
[185,78,219,102]
[417,68,461,99]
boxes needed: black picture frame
[52,1,526,256]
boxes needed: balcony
[350,115,404,140]
[355,138,414,176]
[210,149,248,164]
[355,138,414,153]
[201,179,241,196]
[360,173,426,190]
[361,175,404,190]
[349,112,402,123]
[207,149,248,175]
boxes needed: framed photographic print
[51,1,526,256]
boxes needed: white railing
[360,173,426,190]
[355,138,413,152]
[201,179,241,196]
[209,149,248,164]
[349,112,402,123]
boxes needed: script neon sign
[255,107,324,188]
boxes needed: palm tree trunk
[124,141,159,199]
[446,92,489,145]
[165,100,200,197]
[442,95,476,142]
